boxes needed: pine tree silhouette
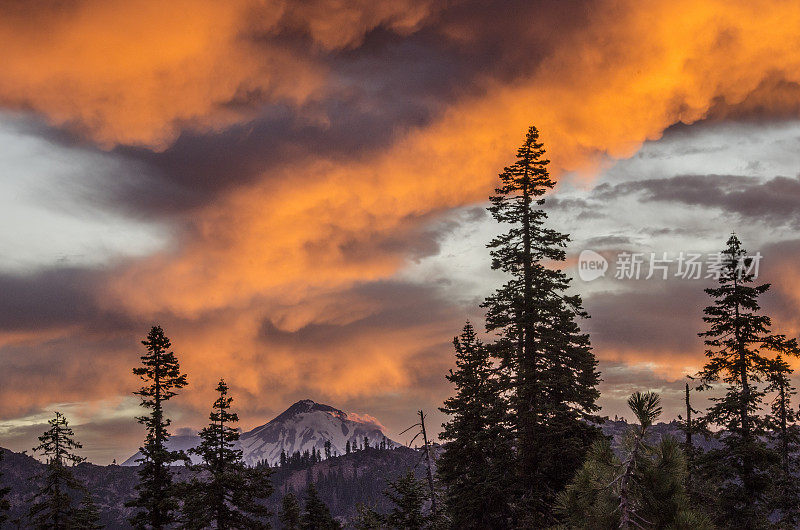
[126,325,189,529]
[697,234,800,527]
[482,126,601,524]
[438,322,513,527]
[765,356,800,526]
[29,412,95,529]
[180,379,273,529]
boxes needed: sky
[2,0,800,464]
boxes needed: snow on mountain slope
[239,399,398,466]
[121,399,399,467]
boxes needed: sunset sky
[2,0,800,464]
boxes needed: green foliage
[437,322,513,528]
[557,393,711,529]
[127,325,189,529]
[28,412,96,529]
[481,125,601,524]
[301,482,339,529]
[180,379,273,529]
[697,235,800,528]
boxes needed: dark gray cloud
[259,279,475,349]
[591,173,800,227]
[583,235,635,248]
[583,236,800,358]
[0,267,136,333]
[584,281,707,355]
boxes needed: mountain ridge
[121,398,399,466]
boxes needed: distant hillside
[0,418,718,527]
[0,445,423,528]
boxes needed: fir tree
[696,234,800,528]
[482,125,601,524]
[437,322,513,528]
[557,392,711,529]
[300,482,339,529]
[29,412,92,529]
[127,325,189,529]
[181,379,273,529]
[765,355,800,526]
[279,492,301,530]
[385,471,429,530]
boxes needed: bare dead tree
[400,409,438,519]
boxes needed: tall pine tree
[697,234,800,528]
[127,325,189,529]
[29,412,95,529]
[437,322,513,528]
[181,379,273,529]
[482,125,601,524]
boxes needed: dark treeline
[2,125,800,529]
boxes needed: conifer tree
[696,234,800,527]
[482,125,601,523]
[127,325,189,529]
[181,379,273,529]
[618,392,662,529]
[279,492,301,530]
[385,471,429,530]
[765,355,800,526]
[300,482,339,529]
[29,412,93,529]
[557,392,711,529]
[437,322,513,528]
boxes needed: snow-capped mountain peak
[239,399,397,466]
[121,399,398,467]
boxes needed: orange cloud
[0,0,439,147]
[89,0,800,404]
[4,0,800,452]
